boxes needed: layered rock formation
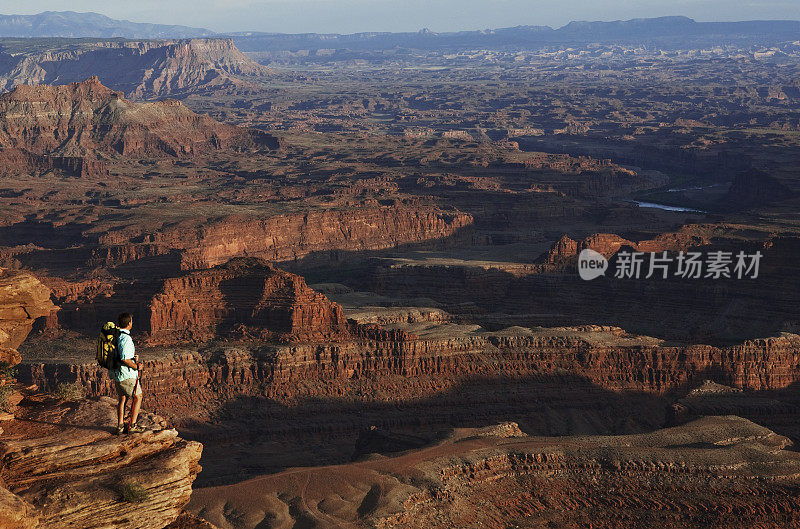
[24,328,800,420]
[0,78,278,158]
[0,38,268,99]
[0,396,202,529]
[149,258,350,343]
[0,269,55,365]
[51,257,431,339]
[188,416,800,529]
[20,326,800,484]
[538,227,713,265]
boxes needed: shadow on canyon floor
[281,240,800,345]
[182,372,674,487]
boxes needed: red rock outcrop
[0,266,201,529]
[148,258,350,343]
[0,269,56,365]
[539,226,713,264]
[539,234,578,263]
[0,395,202,529]
[0,77,279,158]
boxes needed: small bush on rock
[0,385,12,411]
[0,362,16,381]
[54,382,85,401]
[118,481,149,503]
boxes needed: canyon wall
[89,206,473,271]
[21,330,800,419]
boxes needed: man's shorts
[114,377,141,398]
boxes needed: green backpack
[96,322,120,370]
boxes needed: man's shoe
[113,425,125,436]
[126,423,146,434]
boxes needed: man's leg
[117,395,127,427]
[129,383,142,426]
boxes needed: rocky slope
[0,77,278,158]
[188,416,800,529]
[0,396,202,529]
[0,38,267,99]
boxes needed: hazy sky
[2,0,799,33]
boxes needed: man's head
[118,312,133,330]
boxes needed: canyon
[1,14,800,529]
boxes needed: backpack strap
[116,329,126,364]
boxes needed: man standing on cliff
[112,312,145,435]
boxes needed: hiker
[112,312,145,435]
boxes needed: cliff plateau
[0,38,268,99]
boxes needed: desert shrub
[409,475,441,495]
[54,382,85,401]
[0,362,16,381]
[118,481,149,503]
[0,385,12,411]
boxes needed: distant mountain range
[231,16,800,51]
[0,11,213,38]
[0,12,798,50]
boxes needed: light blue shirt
[111,329,137,382]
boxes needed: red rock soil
[187,416,800,529]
